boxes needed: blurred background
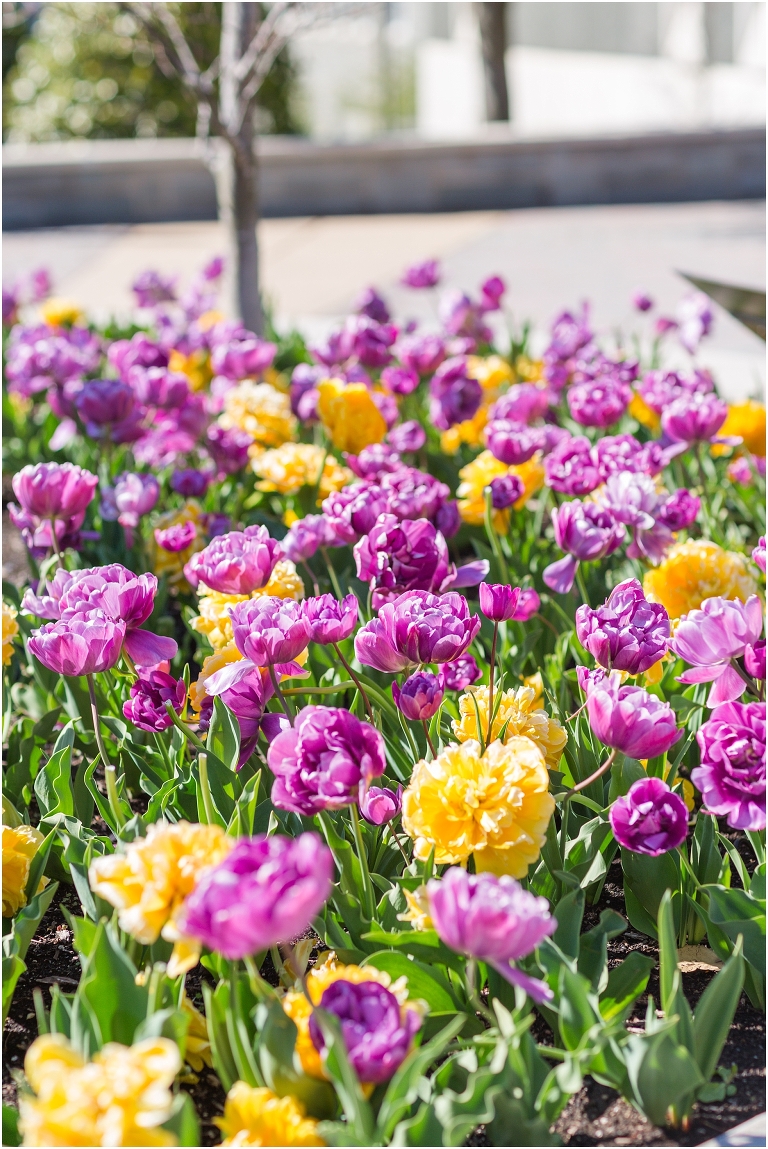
[3,1,766,395]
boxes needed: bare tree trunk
[221,1,263,334]
[232,129,263,335]
[476,2,509,122]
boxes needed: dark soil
[3,859,764,1147]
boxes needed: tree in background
[476,1,509,123]
[124,1,350,335]
[3,2,298,142]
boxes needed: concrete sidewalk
[3,199,765,400]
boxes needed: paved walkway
[3,200,765,400]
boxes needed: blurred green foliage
[3,2,300,143]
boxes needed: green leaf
[2,1104,20,1147]
[14,882,58,963]
[361,926,465,973]
[162,1093,201,1148]
[692,939,745,1084]
[313,1008,377,1145]
[377,1015,466,1140]
[704,885,765,976]
[77,921,148,1045]
[558,966,600,1051]
[33,738,74,820]
[621,848,681,940]
[202,982,238,1093]
[362,950,460,1012]
[208,697,241,773]
[553,888,584,960]
[577,909,626,992]
[257,997,337,1119]
[657,890,678,1016]
[2,953,25,1026]
[624,1029,704,1127]
[599,952,654,1023]
[23,825,56,905]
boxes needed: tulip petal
[448,559,491,589]
[204,659,258,695]
[491,960,553,1003]
[707,664,747,707]
[677,664,725,685]
[123,628,178,667]
[542,555,578,595]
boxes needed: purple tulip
[585,674,682,759]
[402,259,440,289]
[439,290,491,344]
[380,365,419,396]
[132,269,177,308]
[181,833,333,959]
[268,706,386,815]
[354,515,453,608]
[388,420,426,454]
[354,286,390,325]
[13,462,98,521]
[438,654,481,691]
[184,525,282,594]
[479,275,505,312]
[205,424,253,475]
[282,514,339,564]
[610,777,688,856]
[211,337,277,381]
[171,469,210,498]
[109,332,168,376]
[322,483,389,545]
[575,578,669,674]
[346,444,403,480]
[544,435,601,497]
[427,868,555,1003]
[202,663,276,767]
[392,670,444,721]
[340,315,397,368]
[568,377,631,429]
[397,333,446,376]
[435,499,461,538]
[29,610,126,676]
[488,474,524,510]
[226,597,311,670]
[489,385,549,425]
[125,365,189,409]
[53,563,177,668]
[304,593,359,645]
[359,784,403,825]
[672,595,763,706]
[155,521,197,553]
[744,640,766,680]
[677,291,714,354]
[355,589,481,672]
[693,701,765,831]
[309,980,421,1084]
[75,377,136,427]
[543,501,625,595]
[100,473,159,541]
[381,468,450,523]
[661,392,728,445]
[123,670,186,732]
[753,537,766,575]
[429,358,483,430]
[479,583,522,623]
[633,291,654,312]
[485,419,546,466]
[656,488,700,531]
[511,588,540,622]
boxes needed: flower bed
[2,260,765,1147]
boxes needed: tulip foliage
[2,260,766,1147]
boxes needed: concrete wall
[3,128,765,231]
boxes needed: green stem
[164,702,208,753]
[487,622,499,744]
[86,674,125,830]
[282,681,355,695]
[350,804,376,921]
[154,731,173,776]
[197,753,217,826]
[243,954,273,1000]
[48,518,65,568]
[575,563,590,608]
[483,488,509,583]
[422,718,437,758]
[268,665,294,718]
[333,643,374,721]
[560,748,618,800]
[465,957,495,1025]
[321,547,343,600]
